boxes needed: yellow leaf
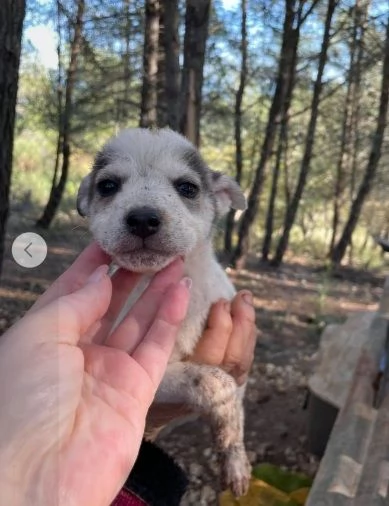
[289,487,310,504]
[219,478,294,506]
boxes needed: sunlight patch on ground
[49,246,79,257]
[0,288,37,303]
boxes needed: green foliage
[12,125,92,216]
[12,129,56,205]
[252,464,313,495]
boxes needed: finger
[235,325,258,386]
[191,299,233,365]
[29,265,112,345]
[223,291,256,384]
[245,324,258,370]
[105,258,184,351]
[131,278,191,389]
[29,242,110,313]
[89,268,141,344]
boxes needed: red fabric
[111,489,147,506]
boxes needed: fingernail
[87,265,109,284]
[180,277,192,290]
[107,262,119,278]
[241,291,253,306]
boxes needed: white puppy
[77,128,251,496]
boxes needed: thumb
[30,265,113,345]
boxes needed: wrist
[0,454,54,506]
[0,472,30,506]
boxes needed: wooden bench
[307,278,389,504]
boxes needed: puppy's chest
[169,267,236,362]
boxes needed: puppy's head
[77,128,246,273]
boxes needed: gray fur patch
[88,150,110,205]
[182,148,212,192]
[92,149,112,171]
[181,147,218,225]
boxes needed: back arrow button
[24,242,33,258]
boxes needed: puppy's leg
[153,362,251,497]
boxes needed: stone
[200,485,216,504]
[189,462,203,479]
[257,442,274,459]
[203,447,212,458]
[247,450,257,464]
[256,392,272,405]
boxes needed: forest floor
[0,211,386,505]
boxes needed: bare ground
[0,212,385,504]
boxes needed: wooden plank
[354,297,389,505]
[306,352,379,505]
[306,314,388,505]
[307,277,389,504]
[354,382,389,505]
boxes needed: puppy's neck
[183,240,217,280]
[170,238,234,358]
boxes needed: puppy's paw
[221,447,251,497]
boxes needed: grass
[11,129,93,225]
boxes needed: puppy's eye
[175,180,199,199]
[97,178,120,197]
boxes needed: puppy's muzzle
[125,206,162,238]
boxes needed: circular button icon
[12,232,48,268]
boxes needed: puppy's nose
[125,207,161,238]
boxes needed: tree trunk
[282,121,291,208]
[157,0,180,130]
[179,0,211,146]
[122,0,132,125]
[139,0,160,128]
[272,0,337,267]
[330,13,389,265]
[329,26,356,255]
[224,0,248,256]
[0,0,26,278]
[156,1,166,127]
[36,0,85,229]
[163,0,180,130]
[261,114,287,262]
[347,0,369,264]
[49,0,64,206]
[350,1,369,204]
[232,0,302,268]
[329,0,369,256]
[262,3,300,262]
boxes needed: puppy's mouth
[110,244,178,273]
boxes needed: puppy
[77,128,251,496]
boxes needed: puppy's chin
[112,250,176,274]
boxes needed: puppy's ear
[77,173,92,217]
[211,172,247,216]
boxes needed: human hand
[146,290,257,431]
[0,243,190,506]
[191,291,257,386]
